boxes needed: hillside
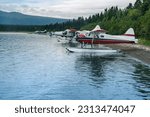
[0,11,68,25]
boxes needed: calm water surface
[0,33,150,100]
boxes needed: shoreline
[105,44,150,65]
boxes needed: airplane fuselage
[76,33,137,44]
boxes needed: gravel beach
[105,44,150,65]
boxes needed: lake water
[0,33,150,100]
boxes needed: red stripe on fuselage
[123,34,135,37]
[77,39,135,44]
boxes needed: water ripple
[0,33,150,100]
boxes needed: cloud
[0,0,136,18]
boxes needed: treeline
[0,0,150,39]
[0,25,45,32]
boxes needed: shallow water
[0,33,150,100]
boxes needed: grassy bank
[138,38,150,47]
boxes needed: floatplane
[53,29,77,43]
[34,30,47,34]
[66,25,138,53]
[76,25,138,44]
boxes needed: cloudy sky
[0,0,136,19]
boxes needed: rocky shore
[105,44,150,65]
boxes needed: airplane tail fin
[124,28,138,43]
[124,28,135,37]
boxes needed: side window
[100,35,104,38]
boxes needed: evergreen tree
[141,0,150,14]
[134,0,142,9]
[127,3,133,9]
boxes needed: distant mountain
[0,11,68,25]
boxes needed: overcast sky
[0,0,136,19]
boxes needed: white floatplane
[54,29,76,38]
[54,29,77,43]
[34,30,47,34]
[76,25,138,44]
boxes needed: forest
[0,0,150,40]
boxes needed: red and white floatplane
[66,25,138,53]
[76,25,138,44]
